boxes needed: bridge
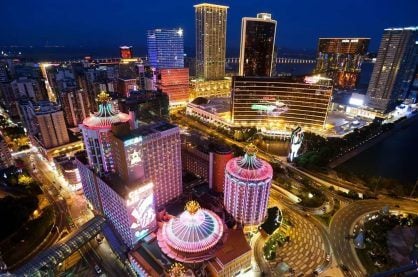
[13,216,106,277]
[225,57,316,64]
[43,56,316,66]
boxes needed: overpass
[13,216,106,276]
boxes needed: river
[337,117,418,185]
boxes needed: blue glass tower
[147,28,184,69]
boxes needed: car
[94,265,102,274]
[325,254,331,262]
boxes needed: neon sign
[126,182,153,206]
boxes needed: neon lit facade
[157,201,225,263]
[97,179,156,248]
[314,38,370,90]
[288,126,304,162]
[195,3,228,80]
[231,76,332,130]
[147,28,184,69]
[120,46,133,59]
[79,91,130,174]
[224,144,273,225]
[157,68,190,106]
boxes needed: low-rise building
[207,229,252,277]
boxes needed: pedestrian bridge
[13,216,106,276]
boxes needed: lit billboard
[127,182,156,241]
[124,136,145,182]
[251,96,289,117]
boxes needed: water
[337,118,418,185]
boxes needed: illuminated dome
[225,143,273,181]
[82,91,130,129]
[224,144,273,225]
[157,201,225,263]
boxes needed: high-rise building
[231,76,332,130]
[34,105,69,149]
[19,100,69,149]
[0,135,13,169]
[157,68,189,106]
[0,62,10,83]
[367,27,418,112]
[194,3,228,80]
[120,46,134,59]
[314,38,370,90]
[117,78,138,97]
[76,152,157,248]
[11,77,48,101]
[224,144,272,225]
[110,122,182,208]
[60,89,90,128]
[147,28,184,69]
[118,90,169,125]
[79,92,131,175]
[239,13,277,77]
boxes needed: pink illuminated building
[157,201,226,263]
[224,144,273,225]
[79,91,130,175]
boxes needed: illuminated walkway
[13,216,106,276]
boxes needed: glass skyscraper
[239,13,277,77]
[314,38,370,90]
[367,27,418,112]
[194,3,228,80]
[147,28,184,69]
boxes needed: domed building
[157,201,226,263]
[224,144,273,225]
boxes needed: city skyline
[1,1,418,52]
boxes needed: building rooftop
[189,97,230,115]
[113,121,177,142]
[211,229,251,267]
[193,3,229,9]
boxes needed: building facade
[195,3,228,80]
[60,89,90,128]
[18,100,69,149]
[11,77,48,101]
[190,78,231,99]
[239,13,277,77]
[224,144,272,225]
[367,27,418,112]
[211,145,233,193]
[79,92,131,175]
[110,122,182,208]
[231,76,332,130]
[0,136,13,169]
[147,28,184,69]
[314,38,370,90]
[157,68,189,106]
[120,46,133,59]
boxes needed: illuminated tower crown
[185,200,200,215]
[239,143,262,170]
[96,91,112,104]
[168,263,186,277]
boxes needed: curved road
[330,198,418,277]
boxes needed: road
[330,198,418,277]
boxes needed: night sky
[2,0,417,54]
